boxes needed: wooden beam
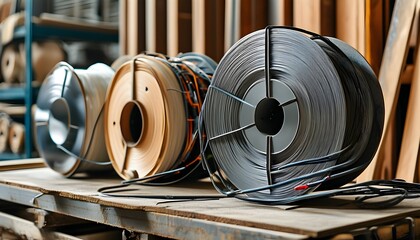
[396,19,420,181]
[293,0,321,33]
[358,0,417,182]
[0,211,82,240]
[167,0,178,56]
[146,0,156,52]
[0,158,45,171]
[192,0,205,53]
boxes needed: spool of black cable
[200,26,384,203]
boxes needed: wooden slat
[358,0,417,182]
[0,158,45,171]
[376,111,398,179]
[155,0,167,54]
[146,0,156,52]
[119,0,127,54]
[0,211,82,240]
[127,0,139,55]
[167,0,179,56]
[2,168,420,238]
[293,0,321,33]
[365,0,385,75]
[396,29,420,181]
[294,0,334,35]
[192,0,205,53]
[336,0,365,55]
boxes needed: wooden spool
[0,114,11,153]
[8,122,25,154]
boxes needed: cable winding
[35,62,114,176]
[199,26,385,203]
[104,53,216,182]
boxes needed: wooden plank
[127,0,139,55]
[0,211,82,240]
[145,0,156,53]
[365,0,384,75]
[0,185,307,239]
[293,0,321,33]
[376,111,398,179]
[1,169,420,238]
[0,103,25,116]
[0,158,45,171]
[336,0,365,55]
[167,0,178,56]
[119,0,127,55]
[155,0,167,54]
[192,0,205,53]
[396,32,420,181]
[358,0,417,182]
[26,208,90,228]
[293,0,334,35]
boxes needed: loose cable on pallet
[199,26,385,203]
[104,53,215,182]
[34,62,114,177]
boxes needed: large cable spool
[200,26,384,203]
[105,53,214,181]
[34,62,114,177]
[1,41,65,84]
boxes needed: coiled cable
[199,26,385,203]
[35,62,114,176]
[104,53,214,182]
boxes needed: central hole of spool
[120,101,143,146]
[254,98,284,135]
[48,98,70,145]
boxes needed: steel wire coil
[200,26,384,203]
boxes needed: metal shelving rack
[0,0,118,160]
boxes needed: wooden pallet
[0,168,420,239]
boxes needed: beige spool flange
[105,55,187,180]
[9,122,24,154]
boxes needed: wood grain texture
[396,29,420,181]
[1,168,420,238]
[358,0,417,182]
[192,0,205,53]
[167,0,179,56]
[293,0,321,33]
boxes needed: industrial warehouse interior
[0,0,419,239]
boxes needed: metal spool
[105,53,214,181]
[200,26,384,203]
[35,62,114,177]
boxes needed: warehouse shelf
[0,0,118,160]
[0,86,39,102]
[0,153,24,160]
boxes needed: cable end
[294,185,309,191]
